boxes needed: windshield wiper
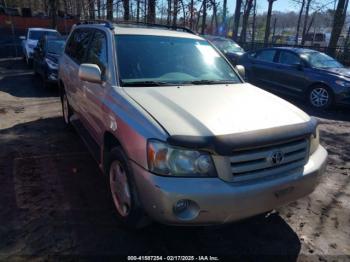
[189,80,236,85]
[121,81,171,87]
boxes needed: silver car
[58,21,328,228]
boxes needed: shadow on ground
[0,58,58,98]
[0,117,301,259]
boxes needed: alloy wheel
[109,160,131,217]
[310,87,329,108]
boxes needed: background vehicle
[33,35,65,87]
[20,28,60,65]
[59,22,327,228]
[239,47,350,109]
[204,35,245,65]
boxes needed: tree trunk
[167,0,172,25]
[221,0,227,35]
[232,0,242,41]
[89,0,95,19]
[240,0,253,43]
[295,0,305,45]
[124,0,130,20]
[172,0,178,26]
[107,0,113,20]
[328,0,349,56]
[189,0,194,29]
[301,0,312,45]
[272,16,277,41]
[49,0,57,29]
[136,0,140,21]
[147,0,156,23]
[251,0,256,46]
[180,0,186,26]
[97,0,101,18]
[210,0,218,34]
[263,0,276,46]
[201,0,207,34]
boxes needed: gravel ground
[0,58,349,261]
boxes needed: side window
[65,30,79,59]
[255,50,276,62]
[279,51,300,65]
[86,31,108,76]
[65,29,92,64]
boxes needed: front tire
[308,85,333,110]
[61,91,72,127]
[107,147,150,229]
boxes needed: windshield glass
[29,30,59,40]
[115,35,241,86]
[47,39,65,54]
[303,52,343,68]
[211,38,243,53]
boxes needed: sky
[227,0,338,15]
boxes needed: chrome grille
[230,139,309,182]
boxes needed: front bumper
[132,145,327,225]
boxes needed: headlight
[335,80,350,87]
[45,58,58,69]
[147,140,217,177]
[309,127,320,155]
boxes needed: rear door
[274,50,309,95]
[251,49,279,89]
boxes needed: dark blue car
[33,35,65,87]
[239,47,350,109]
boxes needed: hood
[317,67,350,78]
[124,83,310,137]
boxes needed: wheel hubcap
[109,160,131,217]
[63,95,69,124]
[310,87,329,107]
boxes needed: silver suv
[58,21,328,228]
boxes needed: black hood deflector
[167,117,318,155]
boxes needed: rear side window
[255,50,276,62]
[86,30,108,76]
[278,51,300,65]
[65,29,92,64]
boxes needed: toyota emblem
[269,151,284,165]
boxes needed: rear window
[255,50,276,62]
[29,30,59,40]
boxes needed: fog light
[173,199,200,221]
[174,199,190,213]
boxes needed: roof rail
[76,19,114,30]
[115,21,196,35]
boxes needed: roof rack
[76,19,114,30]
[115,21,196,35]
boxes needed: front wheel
[61,92,72,127]
[107,147,150,229]
[308,85,333,109]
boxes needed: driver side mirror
[235,65,245,79]
[79,63,102,84]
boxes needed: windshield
[115,35,241,86]
[211,38,244,53]
[47,39,65,54]
[303,52,343,68]
[29,30,59,40]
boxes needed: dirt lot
[0,58,349,261]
